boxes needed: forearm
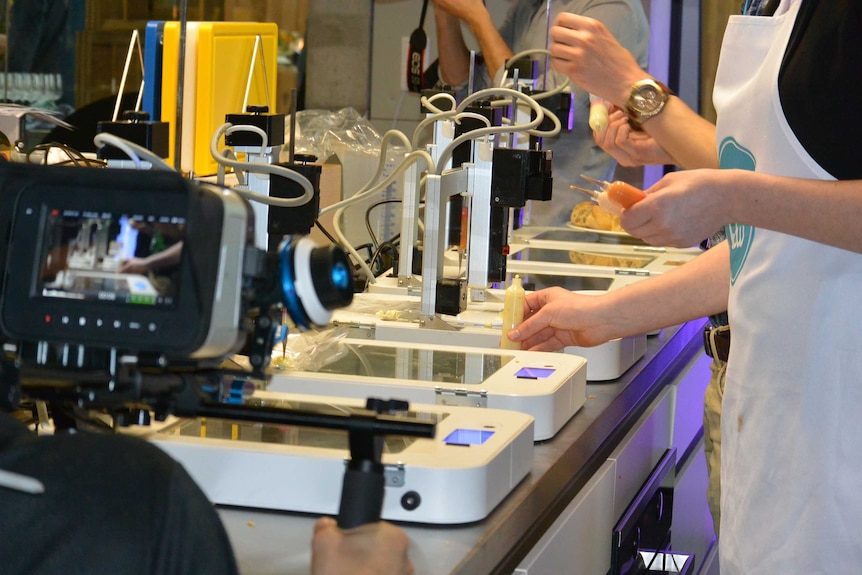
[640,97,718,170]
[586,57,717,169]
[463,10,512,84]
[726,171,862,253]
[549,13,717,170]
[143,241,183,271]
[598,244,729,340]
[604,88,717,170]
[434,10,471,87]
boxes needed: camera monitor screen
[38,208,186,308]
[0,165,252,358]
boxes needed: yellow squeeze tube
[588,94,609,133]
[500,275,525,350]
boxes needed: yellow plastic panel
[160,21,279,175]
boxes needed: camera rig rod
[15,364,436,529]
[183,398,435,529]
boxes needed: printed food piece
[570,202,624,232]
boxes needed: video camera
[0,162,435,529]
[0,162,354,402]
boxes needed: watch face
[633,86,662,113]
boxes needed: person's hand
[621,169,736,248]
[431,0,486,22]
[594,107,676,167]
[118,257,148,275]
[549,13,646,107]
[311,517,414,575]
[506,287,615,352]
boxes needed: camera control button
[147,322,157,333]
[128,321,142,331]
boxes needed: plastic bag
[285,107,382,162]
[270,325,351,372]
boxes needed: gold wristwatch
[625,79,672,131]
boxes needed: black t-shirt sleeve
[0,418,239,575]
[780,0,862,180]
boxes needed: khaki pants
[703,356,726,536]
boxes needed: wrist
[725,169,758,224]
[611,73,645,109]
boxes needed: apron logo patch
[719,137,756,285]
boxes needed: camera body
[0,165,433,532]
[0,163,353,378]
[0,163,256,362]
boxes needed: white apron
[713,0,862,571]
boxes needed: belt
[703,325,730,362]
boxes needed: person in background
[430,0,649,227]
[0,410,414,575]
[1,0,74,108]
[5,0,69,77]
[511,1,862,572]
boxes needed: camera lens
[278,236,354,329]
[308,244,353,310]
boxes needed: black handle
[336,425,386,529]
[336,463,385,529]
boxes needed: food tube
[571,174,646,215]
[500,274,525,350]
[588,94,609,133]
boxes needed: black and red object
[406,0,430,93]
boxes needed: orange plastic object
[579,174,646,209]
[606,181,646,208]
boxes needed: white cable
[412,110,491,150]
[333,203,377,285]
[419,92,457,115]
[413,110,457,149]
[225,124,269,154]
[457,86,544,118]
[326,149,433,284]
[500,104,562,138]
[93,133,175,171]
[104,138,141,169]
[522,77,571,102]
[365,130,413,190]
[435,88,544,173]
[216,149,247,186]
[455,112,493,128]
[319,148,431,217]
[210,122,314,207]
[327,129,413,213]
[385,128,413,150]
[495,48,572,101]
[532,106,561,137]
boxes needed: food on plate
[570,201,624,232]
[567,249,647,268]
